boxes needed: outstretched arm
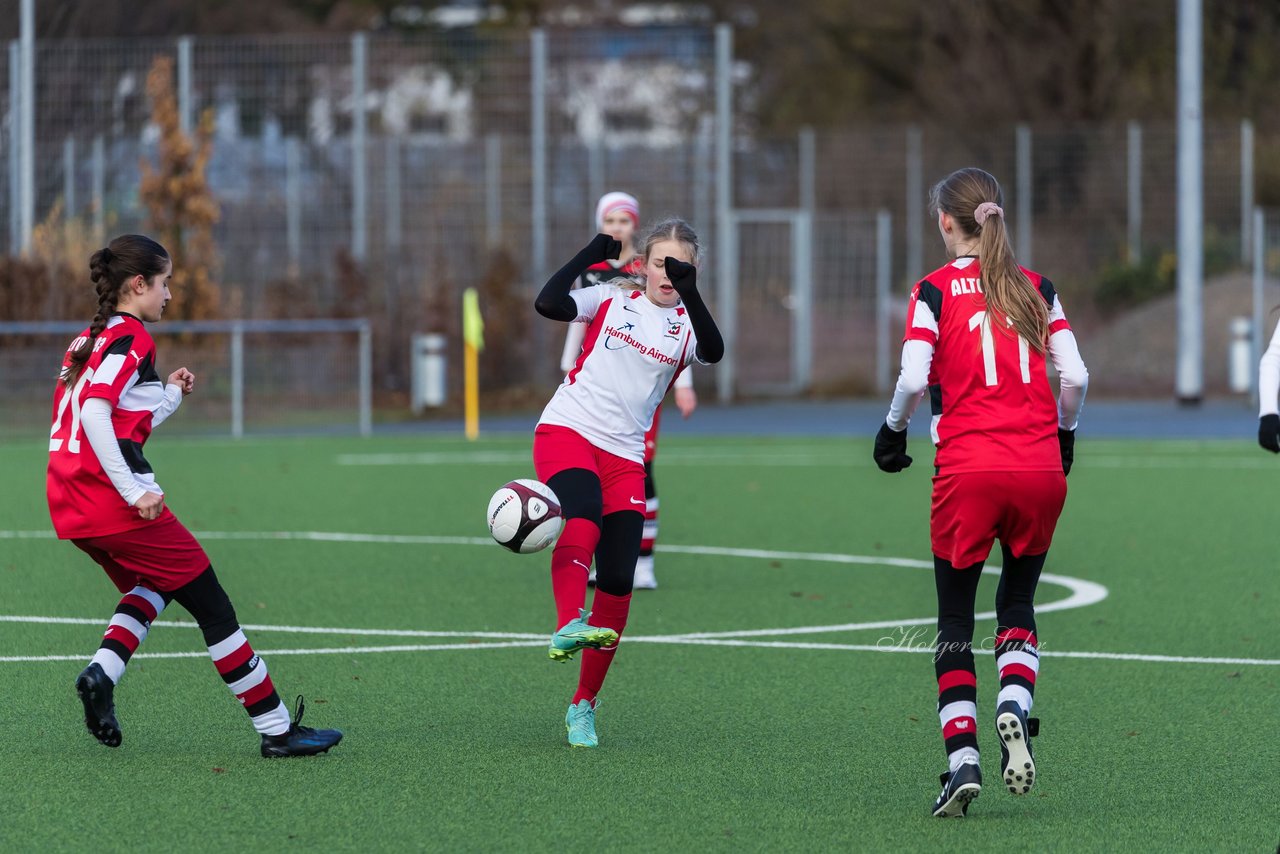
[535,235,621,321]
[664,257,724,364]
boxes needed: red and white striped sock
[995,627,1039,715]
[207,628,290,736]
[937,668,980,772]
[90,586,169,684]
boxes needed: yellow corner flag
[462,288,483,440]
[462,288,485,352]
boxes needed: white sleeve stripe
[911,300,939,334]
[90,353,127,387]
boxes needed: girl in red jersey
[47,234,342,757]
[872,169,1088,817]
[561,192,698,590]
[534,218,723,748]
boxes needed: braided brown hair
[63,235,170,386]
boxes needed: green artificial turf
[0,434,1274,852]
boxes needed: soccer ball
[486,479,564,554]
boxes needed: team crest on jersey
[664,318,683,340]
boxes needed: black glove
[1259,414,1280,453]
[664,256,698,298]
[873,423,912,473]
[1058,427,1076,475]
[583,233,622,266]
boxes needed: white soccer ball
[486,479,564,554]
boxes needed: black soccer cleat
[260,696,343,758]
[996,700,1039,795]
[931,761,981,818]
[75,662,122,748]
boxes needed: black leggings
[171,566,241,647]
[935,544,1047,660]
[548,468,645,596]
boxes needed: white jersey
[539,284,703,462]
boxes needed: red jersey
[904,256,1071,474]
[47,314,172,539]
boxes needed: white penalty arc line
[1,638,1275,667]
[334,451,1277,471]
[0,530,1107,639]
[20,529,1255,665]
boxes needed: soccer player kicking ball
[47,235,342,758]
[872,169,1088,817]
[560,192,698,590]
[533,219,723,747]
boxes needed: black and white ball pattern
[486,479,564,554]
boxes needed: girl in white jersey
[533,218,724,748]
[1257,318,1280,452]
[561,192,698,590]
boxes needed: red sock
[572,590,632,706]
[550,518,600,628]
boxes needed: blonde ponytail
[929,168,1049,352]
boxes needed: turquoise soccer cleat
[565,699,598,748]
[548,609,618,663]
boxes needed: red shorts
[644,406,662,464]
[72,509,211,593]
[534,425,646,516]
[930,471,1067,568]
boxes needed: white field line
[334,450,1274,470]
[1,635,1274,667]
[0,531,1107,637]
[9,528,1255,666]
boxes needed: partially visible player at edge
[1255,317,1280,452]
[46,234,342,757]
[534,218,723,748]
[560,192,697,590]
[872,168,1088,817]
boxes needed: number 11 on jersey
[968,311,1030,386]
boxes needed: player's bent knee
[547,468,604,525]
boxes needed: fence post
[1253,207,1265,402]
[485,132,501,247]
[385,135,401,254]
[1015,123,1032,266]
[587,135,605,223]
[285,136,301,269]
[715,23,735,404]
[62,135,75,218]
[177,36,194,135]
[1241,118,1254,263]
[1176,0,1204,402]
[692,114,712,236]
[530,29,548,286]
[351,32,368,263]
[91,134,104,244]
[18,0,34,254]
[876,209,893,394]
[905,125,922,286]
[230,323,245,439]
[7,41,18,254]
[793,210,813,391]
[1128,121,1143,264]
[358,320,373,437]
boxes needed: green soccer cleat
[548,609,618,663]
[565,700,598,748]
